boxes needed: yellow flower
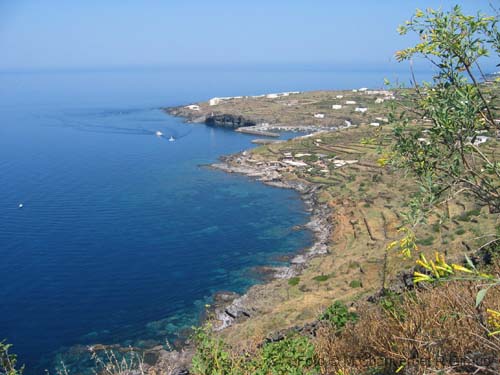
[487,309,500,336]
[413,272,432,283]
[451,264,474,274]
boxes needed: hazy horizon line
[0,60,442,75]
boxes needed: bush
[349,279,362,288]
[191,325,233,375]
[312,274,329,282]
[288,277,300,286]
[0,341,24,375]
[379,291,407,321]
[258,336,318,375]
[320,301,358,331]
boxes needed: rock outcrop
[205,114,256,129]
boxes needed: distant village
[182,88,396,126]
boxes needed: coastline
[208,146,334,330]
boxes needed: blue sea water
[0,66,418,373]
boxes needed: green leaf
[476,288,488,307]
[465,254,476,270]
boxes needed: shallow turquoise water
[0,67,417,373]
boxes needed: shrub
[191,324,232,375]
[258,336,318,375]
[288,277,300,286]
[320,301,358,331]
[379,291,408,321]
[349,279,362,288]
[0,341,24,375]
[312,274,329,282]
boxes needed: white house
[345,100,357,105]
[185,104,200,111]
[359,87,368,92]
[471,135,490,145]
[209,97,221,106]
[332,104,342,110]
[336,95,344,99]
[369,122,380,127]
[314,113,325,119]
[366,90,392,96]
[375,98,385,104]
[355,107,368,113]
[266,93,279,99]
[283,160,308,167]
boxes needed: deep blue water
[0,66,418,373]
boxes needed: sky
[0,0,498,71]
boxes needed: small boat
[155,131,163,137]
[18,203,23,209]
[168,136,175,142]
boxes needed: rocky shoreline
[208,147,334,331]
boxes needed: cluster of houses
[203,91,301,107]
[312,88,395,120]
[235,144,359,178]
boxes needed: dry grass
[315,276,500,375]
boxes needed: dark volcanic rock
[205,114,256,129]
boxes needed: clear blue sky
[0,0,497,71]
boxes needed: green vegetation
[0,341,23,375]
[379,291,407,321]
[319,301,358,331]
[191,325,233,375]
[288,277,300,286]
[312,274,329,282]
[348,279,362,288]
[457,209,482,222]
[415,235,435,246]
[258,336,318,375]
[191,324,318,375]
[394,5,500,217]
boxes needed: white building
[345,100,357,105]
[359,87,368,92]
[209,97,221,106]
[266,93,279,99]
[283,160,308,167]
[314,113,325,119]
[185,104,200,111]
[332,104,342,110]
[336,95,344,99]
[375,98,385,104]
[355,107,368,113]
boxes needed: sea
[0,65,420,374]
